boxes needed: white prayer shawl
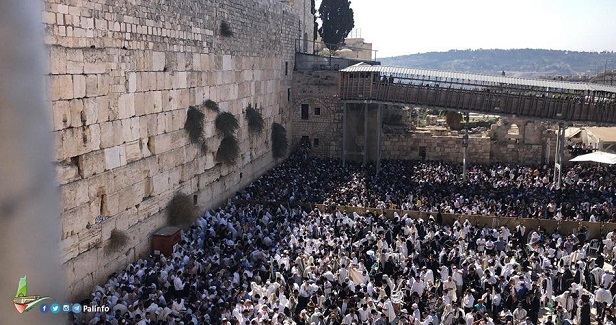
[349,266,369,285]
[384,299,396,322]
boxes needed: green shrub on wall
[220,21,234,37]
[271,122,288,158]
[167,192,197,226]
[202,99,219,112]
[245,104,264,134]
[184,106,207,153]
[184,106,205,143]
[216,136,240,165]
[105,229,129,254]
[215,112,239,137]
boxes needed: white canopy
[570,151,616,164]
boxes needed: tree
[318,0,354,51]
[445,111,463,130]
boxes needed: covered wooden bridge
[339,64,616,124]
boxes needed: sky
[317,0,616,58]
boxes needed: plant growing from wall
[167,192,197,226]
[215,112,239,137]
[202,99,219,112]
[271,122,288,159]
[220,20,234,37]
[184,106,207,153]
[216,136,240,165]
[245,104,264,134]
[105,229,129,254]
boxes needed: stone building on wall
[44,0,314,297]
[291,70,556,165]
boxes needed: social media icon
[39,303,49,313]
[62,304,70,313]
[71,304,82,314]
[50,303,60,314]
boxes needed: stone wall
[383,132,492,163]
[43,0,313,297]
[291,70,342,157]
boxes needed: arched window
[507,124,520,143]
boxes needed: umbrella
[570,151,616,164]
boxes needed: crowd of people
[75,148,616,325]
[237,148,616,222]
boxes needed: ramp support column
[342,103,347,167]
[376,104,383,174]
[553,122,565,188]
[462,112,470,180]
[363,101,368,167]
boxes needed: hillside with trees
[380,49,616,79]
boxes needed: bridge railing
[340,78,616,124]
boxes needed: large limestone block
[104,145,127,170]
[128,72,137,92]
[77,226,102,254]
[156,112,172,134]
[156,72,166,90]
[124,140,142,163]
[50,74,74,100]
[51,100,71,131]
[151,171,170,196]
[69,99,84,128]
[59,234,79,264]
[60,124,100,159]
[121,117,140,143]
[152,51,166,71]
[98,74,110,96]
[61,179,89,211]
[192,53,201,70]
[82,97,99,125]
[78,150,105,178]
[73,74,86,98]
[66,60,84,74]
[176,71,188,89]
[56,158,81,185]
[49,46,66,74]
[149,131,173,155]
[96,96,110,123]
[117,183,143,212]
[134,92,145,116]
[86,74,99,97]
[118,93,135,119]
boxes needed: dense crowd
[75,149,616,325]
[237,148,616,222]
[76,202,616,325]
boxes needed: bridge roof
[341,64,616,94]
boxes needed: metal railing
[339,78,616,124]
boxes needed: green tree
[318,0,354,51]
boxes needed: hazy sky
[319,0,616,58]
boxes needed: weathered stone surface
[61,179,89,211]
[124,140,142,163]
[104,145,127,170]
[50,74,74,100]
[78,150,105,178]
[44,0,311,299]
